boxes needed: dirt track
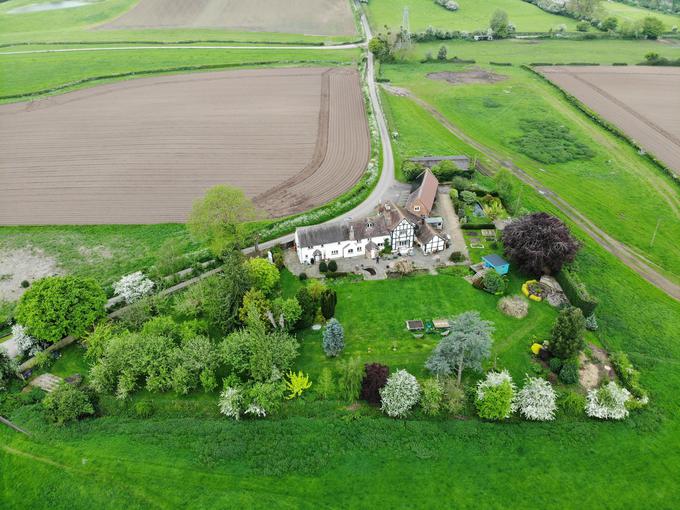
[98,0,357,36]
[537,66,680,177]
[0,67,369,225]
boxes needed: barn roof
[407,169,439,214]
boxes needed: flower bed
[522,280,544,302]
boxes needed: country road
[381,85,680,301]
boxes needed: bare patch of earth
[0,248,62,301]
[579,344,615,390]
[427,70,508,86]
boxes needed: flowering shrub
[12,324,37,357]
[380,369,421,418]
[113,272,154,304]
[476,370,516,420]
[586,382,631,420]
[218,386,242,420]
[516,376,557,421]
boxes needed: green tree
[437,45,448,61]
[0,350,17,391]
[245,257,280,294]
[401,161,424,181]
[482,271,506,295]
[490,10,511,38]
[43,383,95,425]
[15,276,106,343]
[550,306,586,359]
[238,289,271,324]
[320,289,337,320]
[84,321,116,362]
[295,286,317,329]
[641,17,665,39]
[220,306,299,382]
[567,0,602,19]
[425,311,494,384]
[187,185,262,256]
[600,16,618,31]
[368,36,392,62]
[270,297,302,331]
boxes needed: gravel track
[0,67,369,225]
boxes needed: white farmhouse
[295,202,417,263]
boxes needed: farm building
[295,202,416,263]
[482,254,510,275]
[295,201,447,263]
[406,168,439,218]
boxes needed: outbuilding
[482,254,510,275]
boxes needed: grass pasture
[600,1,680,28]
[366,0,578,33]
[379,62,680,280]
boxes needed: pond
[9,0,98,14]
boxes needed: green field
[366,0,578,33]
[0,0,359,44]
[600,0,680,28]
[0,47,361,100]
[378,61,680,281]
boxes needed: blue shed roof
[482,254,508,267]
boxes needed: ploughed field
[537,66,680,176]
[98,0,357,36]
[0,67,370,225]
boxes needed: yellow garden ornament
[531,343,543,356]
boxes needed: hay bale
[497,295,529,318]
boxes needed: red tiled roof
[407,169,439,214]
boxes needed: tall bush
[380,369,421,418]
[322,318,345,357]
[360,363,389,405]
[475,370,516,421]
[550,307,586,359]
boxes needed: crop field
[99,0,357,37]
[0,66,369,225]
[537,65,680,176]
[0,0,356,44]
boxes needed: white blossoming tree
[476,370,516,421]
[12,324,37,357]
[586,381,631,420]
[113,271,154,304]
[218,386,242,420]
[516,375,557,421]
[380,369,421,418]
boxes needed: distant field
[0,0,357,43]
[0,67,369,225]
[538,65,680,176]
[366,0,577,33]
[601,1,680,28]
[99,0,357,36]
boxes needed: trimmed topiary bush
[327,260,338,273]
[318,261,328,273]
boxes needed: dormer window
[414,206,421,212]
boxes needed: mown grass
[379,62,680,280]
[298,271,557,381]
[0,0,358,44]
[366,0,578,33]
[0,47,361,100]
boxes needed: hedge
[555,267,598,317]
[524,65,679,185]
[461,222,496,230]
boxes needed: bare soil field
[98,0,357,36]
[537,66,680,176]
[0,67,370,225]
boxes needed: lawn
[0,47,361,100]
[298,271,558,381]
[366,0,578,33]
[0,0,359,45]
[379,61,680,281]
